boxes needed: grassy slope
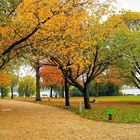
[5,96,140,124]
[62,96,140,123]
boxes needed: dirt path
[0,100,140,140]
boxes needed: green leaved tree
[18,75,35,97]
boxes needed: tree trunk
[64,78,70,106]
[11,87,14,99]
[50,86,53,97]
[35,66,41,101]
[83,87,91,109]
[1,87,4,99]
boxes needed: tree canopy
[0,0,140,109]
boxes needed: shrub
[70,87,83,97]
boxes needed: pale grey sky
[116,0,140,12]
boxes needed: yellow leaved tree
[0,0,89,68]
[0,71,12,98]
[42,0,122,109]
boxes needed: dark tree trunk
[50,86,53,97]
[83,87,91,109]
[132,71,140,89]
[11,87,14,99]
[35,66,41,101]
[1,87,4,99]
[64,78,70,106]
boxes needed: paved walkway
[0,100,140,140]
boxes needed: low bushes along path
[0,100,140,140]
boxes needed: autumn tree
[40,1,90,106]
[40,66,64,98]
[44,2,124,109]
[0,71,11,98]
[0,0,93,103]
[20,45,46,101]
[0,0,91,69]
[12,0,95,104]
[1,59,21,99]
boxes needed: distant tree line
[70,83,121,97]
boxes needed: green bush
[70,87,83,97]
[87,83,96,96]
[98,83,121,96]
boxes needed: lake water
[5,88,140,97]
[12,90,54,97]
[121,89,140,96]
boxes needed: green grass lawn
[4,96,140,124]
[53,96,140,124]
[60,104,140,124]
[95,96,140,102]
[80,107,140,123]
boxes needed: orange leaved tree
[40,66,65,99]
[0,71,12,98]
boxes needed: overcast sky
[116,0,140,12]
